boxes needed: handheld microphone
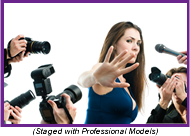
[155,44,186,57]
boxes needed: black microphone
[155,44,186,57]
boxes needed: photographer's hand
[8,106,22,124]
[47,93,77,124]
[4,102,12,123]
[159,76,177,109]
[177,51,187,65]
[7,34,27,59]
[172,73,187,102]
[8,51,30,64]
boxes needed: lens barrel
[56,85,82,104]
[26,41,51,54]
[9,90,36,108]
[22,37,51,54]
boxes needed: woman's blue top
[85,78,138,124]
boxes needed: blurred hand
[177,51,187,65]
[8,106,22,124]
[8,34,27,58]
[4,102,12,122]
[93,46,139,88]
[47,93,77,124]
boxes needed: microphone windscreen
[155,44,164,53]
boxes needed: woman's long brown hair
[99,22,147,111]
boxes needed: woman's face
[115,28,141,64]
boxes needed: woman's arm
[77,63,101,88]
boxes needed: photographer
[177,51,187,65]
[4,102,22,124]
[4,34,29,124]
[147,67,187,123]
[4,34,30,77]
[41,93,77,124]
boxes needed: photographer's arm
[146,104,167,123]
[4,35,29,77]
[8,51,30,64]
[4,49,12,74]
[147,77,177,123]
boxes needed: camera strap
[61,98,73,124]
[7,39,14,59]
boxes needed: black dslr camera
[31,64,82,123]
[148,67,170,87]
[149,67,178,93]
[20,37,51,54]
[8,37,51,58]
[149,67,187,93]
[4,90,36,119]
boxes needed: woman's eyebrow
[126,36,141,42]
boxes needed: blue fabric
[85,78,138,124]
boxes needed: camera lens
[27,41,51,54]
[56,85,82,104]
[9,90,36,108]
[149,67,167,86]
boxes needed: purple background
[1,0,189,128]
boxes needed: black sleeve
[181,97,187,108]
[4,49,12,76]
[146,104,167,123]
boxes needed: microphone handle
[163,47,186,57]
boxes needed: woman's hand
[93,46,139,88]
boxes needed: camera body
[31,64,82,123]
[39,96,63,123]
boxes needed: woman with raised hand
[78,22,147,124]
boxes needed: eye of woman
[127,39,132,43]
[137,42,141,46]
